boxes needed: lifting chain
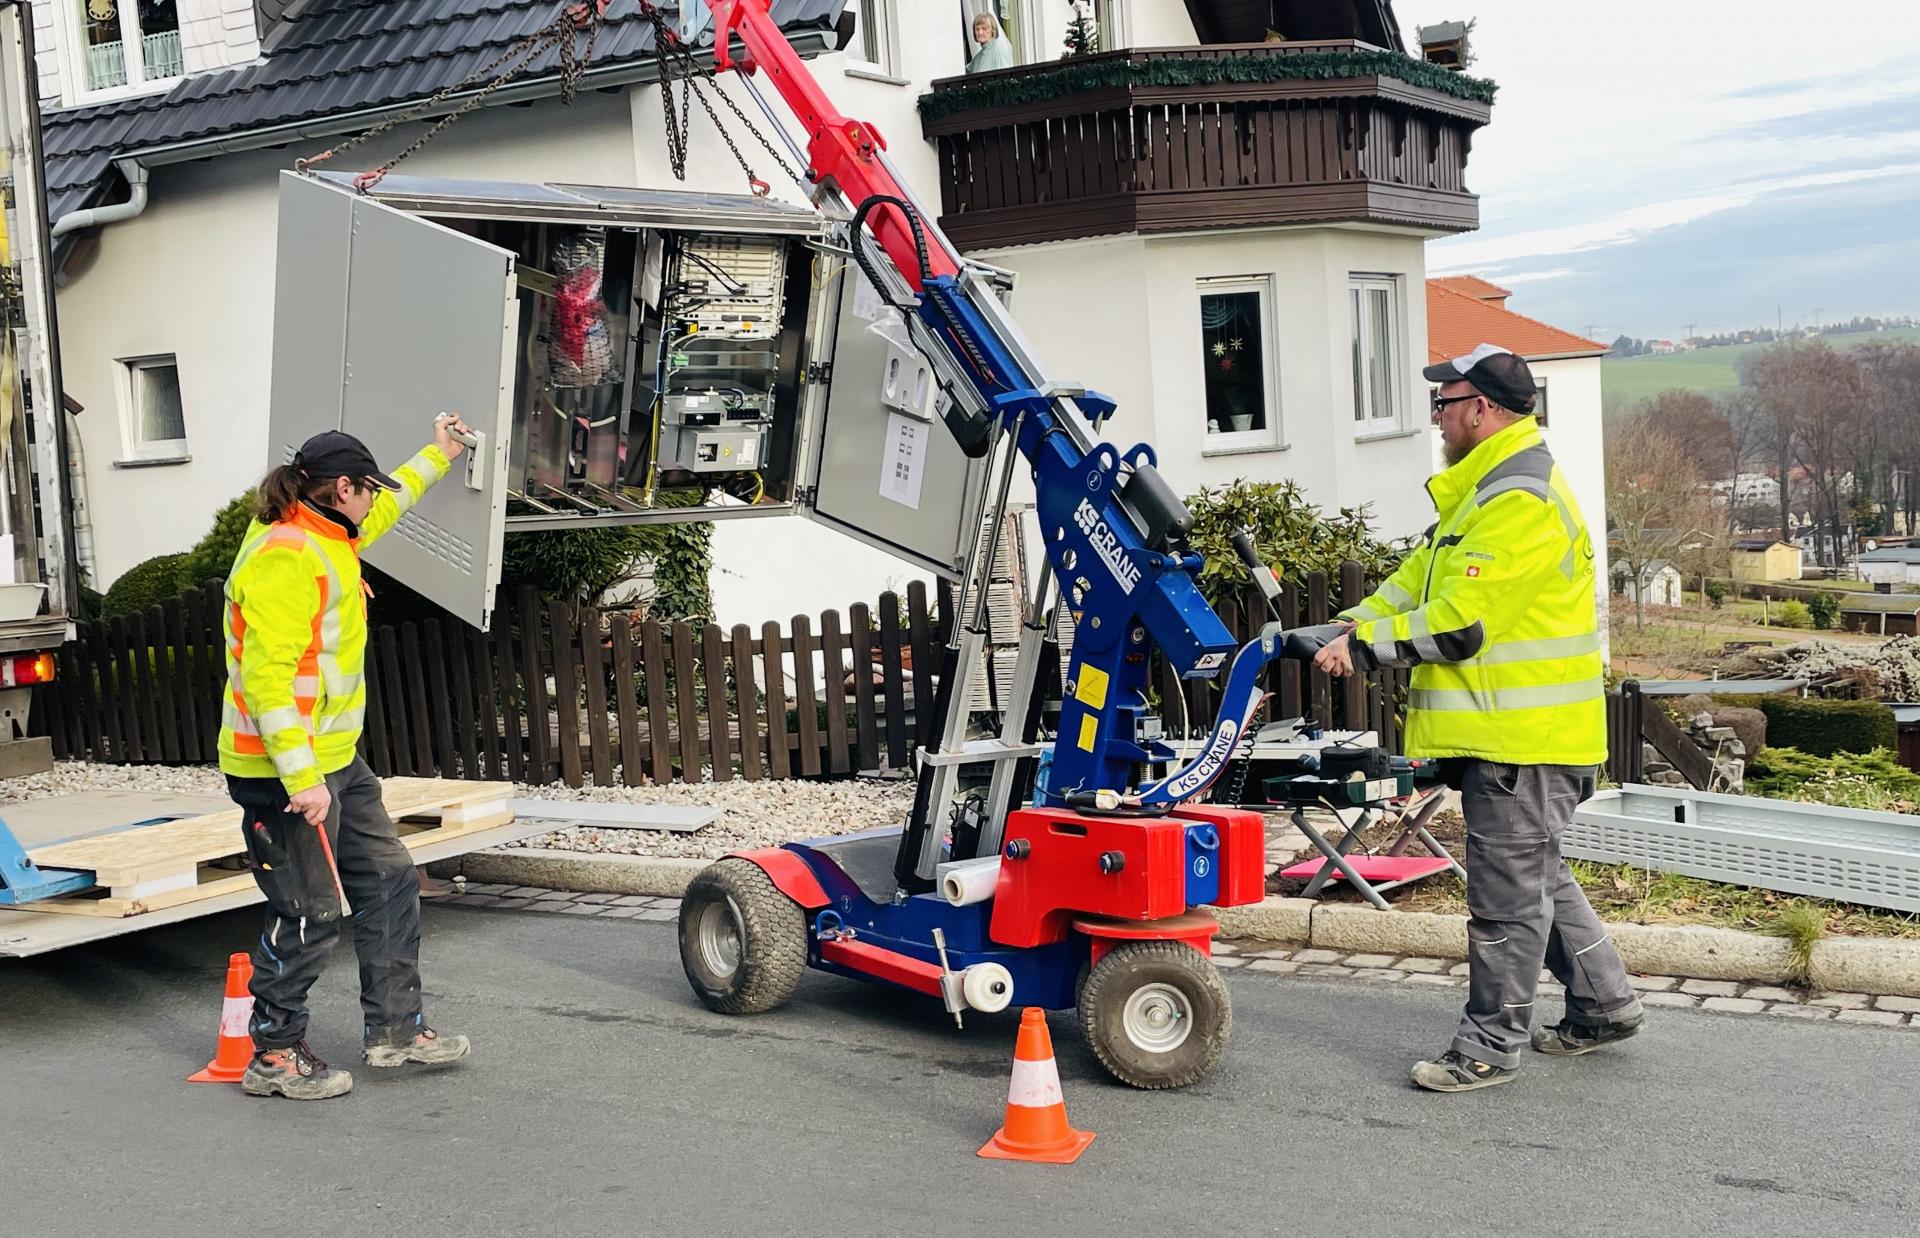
[635,1,806,198]
[297,1,608,193]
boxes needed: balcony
[918,42,1494,252]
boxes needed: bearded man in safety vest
[221,415,472,1100]
[1316,345,1643,1093]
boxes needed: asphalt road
[3,905,1915,1238]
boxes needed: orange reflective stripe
[229,733,266,755]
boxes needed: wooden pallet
[21,778,513,919]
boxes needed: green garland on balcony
[918,51,1496,125]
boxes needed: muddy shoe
[242,1042,353,1100]
[364,1026,472,1069]
[1411,1049,1516,1093]
[1532,1011,1646,1056]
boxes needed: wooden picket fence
[35,563,1432,788]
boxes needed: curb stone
[444,848,708,897]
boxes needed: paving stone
[598,907,644,919]
[1448,962,1472,977]
[1211,941,1241,956]
[1406,973,1463,987]
[612,895,658,907]
[534,890,579,903]
[1679,979,1741,997]
[1247,960,1300,975]
[571,892,622,905]
[1874,995,1920,1014]
[1342,953,1398,968]
[1212,956,1248,969]
[1808,992,1870,1010]
[1640,992,1700,1009]
[1292,949,1345,964]
[634,907,678,921]
[1834,1009,1906,1027]
[1349,969,1407,983]
[553,903,605,916]
[1628,975,1680,992]
[463,883,515,896]
[1741,986,1801,1003]
[502,886,551,898]
[490,898,537,911]
[654,899,682,911]
[1294,964,1357,977]
[1763,1003,1834,1020]
[458,896,510,908]
[1537,982,1565,997]
[1397,957,1449,974]
[1701,997,1768,1014]
[1251,947,1294,960]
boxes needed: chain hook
[748,176,770,198]
[354,169,388,194]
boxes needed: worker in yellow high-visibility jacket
[1315,345,1642,1094]
[220,415,472,1101]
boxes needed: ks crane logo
[1073,498,1142,595]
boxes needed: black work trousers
[228,756,426,1051]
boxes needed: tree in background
[1606,415,1718,627]
[1742,341,1866,568]
[1853,342,1920,536]
[1638,389,1735,479]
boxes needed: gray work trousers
[1452,760,1641,1070]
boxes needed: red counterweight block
[1168,803,1268,909]
[987,809,1208,947]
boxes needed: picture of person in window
[967,11,1014,73]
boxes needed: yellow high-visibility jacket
[218,446,451,792]
[1340,419,1605,766]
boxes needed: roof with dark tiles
[43,0,845,223]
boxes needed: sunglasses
[1430,391,1481,418]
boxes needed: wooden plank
[879,596,909,768]
[672,621,701,782]
[549,600,584,789]
[611,615,644,786]
[199,583,224,757]
[581,611,614,787]
[848,603,881,772]
[730,624,764,781]
[54,640,83,760]
[136,608,176,763]
[1339,561,1368,731]
[761,620,792,780]
[120,614,153,763]
[642,619,674,784]
[1278,579,1303,720]
[447,619,480,780]
[377,625,412,777]
[471,624,502,782]
[1307,571,1332,728]
[159,598,195,763]
[790,614,822,777]
[702,623,734,782]
[401,623,436,777]
[77,625,106,762]
[518,588,552,784]
[907,582,937,745]
[102,616,132,762]
[423,620,458,779]
[492,610,526,784]
[363,630,393,777]
[818,610,850,776]
[180,593,210,762]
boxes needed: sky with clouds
[1396,1,1920,341]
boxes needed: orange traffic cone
[188,952,256,1084]
[978,1007,1095,1164]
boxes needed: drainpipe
[50,157,149,239]
[64,409,96,588]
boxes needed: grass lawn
[1604,326,1920,405]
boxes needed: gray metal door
[802,261,984,579]
[268,172,515,630]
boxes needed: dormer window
[67,0,183,97]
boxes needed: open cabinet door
[268,172,514,630]
[802,260,986,580]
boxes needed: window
[1198,277,1280,449]
[1091,0,1127,52]
[65,0,182,97]
[118,355,187,462]
[1349,275,1402,431]
[850,0,899,77]
[1532,376,1549,426]
[961,0,1027,72]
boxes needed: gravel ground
[2,762,919,860]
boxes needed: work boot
[1531,1010,1646,1056]
[242,1041,354,1100]
[363,1026,472,1069]
[1410,1049,1515,1093]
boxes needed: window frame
[959,0,1040,69]
[1349,274,1405,435]
[1532,374,1549,426]
[1091,0,1128,52]
[846,0,902,79]
[1196,274,1284,455]
[115,353,189,465]
[55,0,186,105]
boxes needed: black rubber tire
[1079,941,1231,1090]
[677,859,808,1016]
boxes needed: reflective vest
[1340,419,1605,766]
[219,446,451,791]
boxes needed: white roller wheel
[961,962,1015,1013]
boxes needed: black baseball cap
[294,431,401,491]
[1423,343,1538,414]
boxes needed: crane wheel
[1078,940,1231,1089]
[678,859,808,1015]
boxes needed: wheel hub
[1121,982,1193,1054]
[696,897,744,979]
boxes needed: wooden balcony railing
[918,42,1495,251]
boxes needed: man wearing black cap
[1315,344,1642,1093]
[220,415,475,1100]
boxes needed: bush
[179,490,258,594]
[1807,590,1842,630]
[1184,478,1408,609]
[103,554,191,618]
[1705,579,1727,609]
[1774,599,1812,629]
[1755,696,1896,757]
[1747,746,1920,809]
[77,586,105,625]
[500,488,713,620]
